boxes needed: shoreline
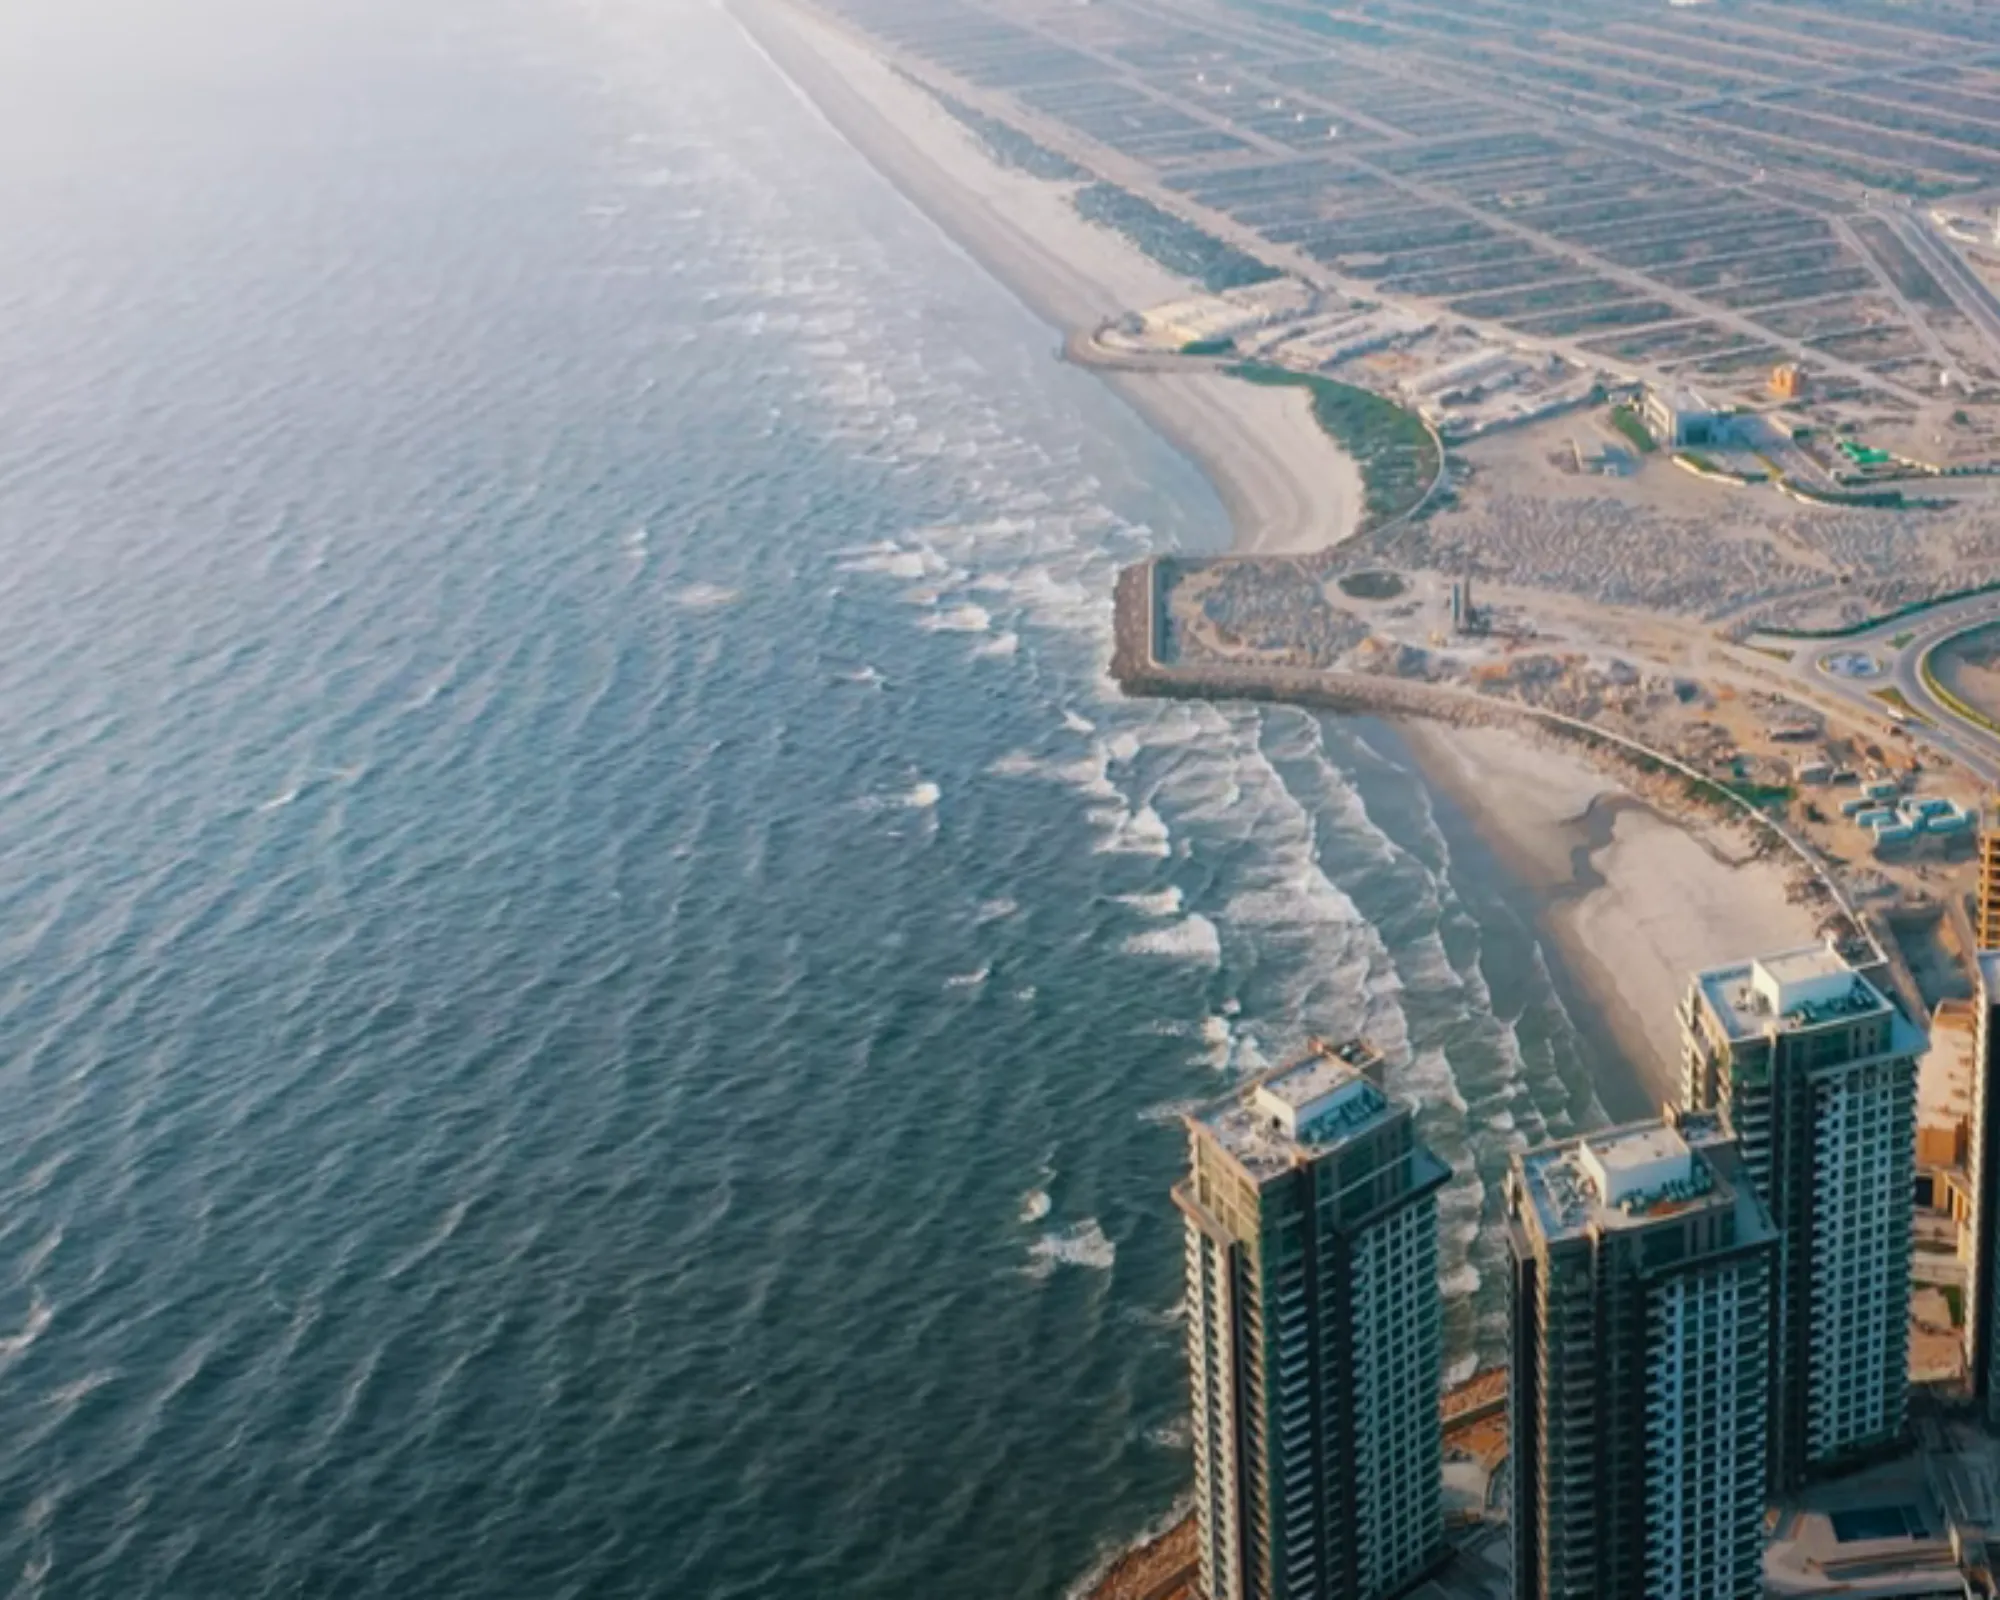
[732,0,1363,559]
[1402,721,1823,1112]
[743,0,1832,1120]
[740,3,1858,1582]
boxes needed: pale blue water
[0,1,1611,1595]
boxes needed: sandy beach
[1406,723,1822,1111]
[744,0,1832,1125]
[736,0,1363,557]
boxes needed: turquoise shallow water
[0,1,1609,1594]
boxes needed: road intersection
[1752,593,2000,785]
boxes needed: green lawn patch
[1608,403,1657,454]
[1871,686,1931,724]
[1724,781,1796,809]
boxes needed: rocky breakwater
[1110,558,1489,726]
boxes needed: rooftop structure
[1517,1121,1711,1237]
[1692,944,1888,1045]
[1196,1043,1399,1181]
[1179,1048,1449,1600]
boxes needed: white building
[1177,1043,1448,1600]
[1509,1112,1775,1599]
[1643,384,1728,449]
[1682,944,1921,1488]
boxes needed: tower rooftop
[1193,1046,1399,1182]
[1517,1116,1766,1245]
[1692,943,1895,1042]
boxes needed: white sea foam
[1396,928,1460,991]
[920,603,990,633]
[987,750,1045,780]
[1027,1218,1116,1276]
[1019,1189,1053,1224]
[1113,887,1183,918]
[1093,804,1170,859]
[835,542,942,580]
[861,780,941,813]
[1124,914,1221,965]
[988,744,1118,802]
[1061,710,1095,735]
[971,630,1018,657]
[974,897,1018,924]
[1200,1020,1232,1072]
[944,964,990,990]
[666,582,741,609]
[0,1292,52,1364]
[1403,1046,1471,1117]
[17,1226,61,1281]
[1222,878,1362,928]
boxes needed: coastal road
[1879,204,2000,376]
[1756,596,2000,784]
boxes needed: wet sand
[1405,723,1821,1112]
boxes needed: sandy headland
[741,0,1829,1119]
[735,0,1362,559]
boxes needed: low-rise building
[1642,385,1728,448]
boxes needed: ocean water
[0,1,1609,1595]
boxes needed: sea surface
[0,1,1610,1595]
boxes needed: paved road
[1881,206,2000,376]
[1757,595,2000,783]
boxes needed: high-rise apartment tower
[1681,944,1919,1489]
[1979,799,2000,950]
[1968,953,2000,1419]
[1508,1112,1776,1600]
[1176,1044,1449,1600]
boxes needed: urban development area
[767,0,2000,1592]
